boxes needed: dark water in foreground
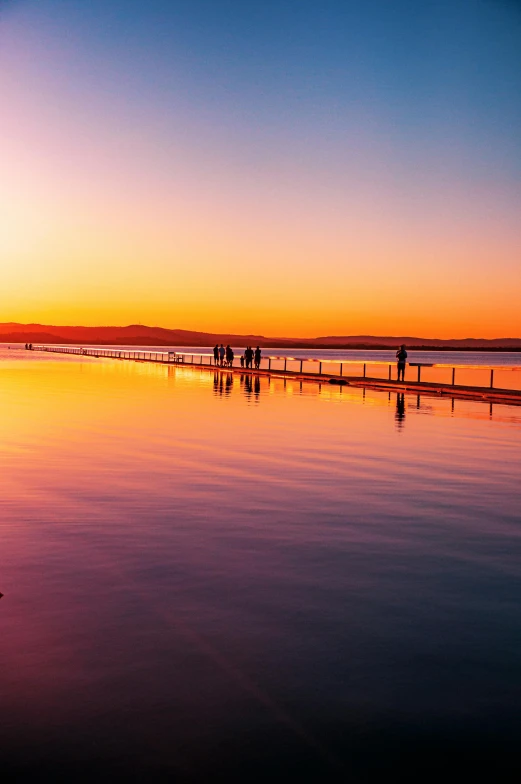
[0,352,520,781]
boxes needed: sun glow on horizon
[1,0,520,339]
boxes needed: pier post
[388,365,391,380]
[363,363,366,378]
[490,369,494,388]
[284,359,287,372]
[340,363,343,377]
[300,360,303,373]
[268,358,271,371]
[452,368,455,385]
[319,362,322,375]
[417,366,421,383]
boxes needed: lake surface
[1,350,520,780]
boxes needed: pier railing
[31,346,521,393]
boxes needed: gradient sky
[1,0,520,337]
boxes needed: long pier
[31,345,521,406]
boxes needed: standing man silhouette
[396,345,407,382]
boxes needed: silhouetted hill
[1,323,520,349]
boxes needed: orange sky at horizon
[1,1,520,340]
[3,113,519,339]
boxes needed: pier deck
[31,345,521,406]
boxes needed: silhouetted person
[254,346,261,369]
[245,346,253,369]
[226,345,234,367]
[395,393,406,430]
[396,344,407,381]
[240,355,244,368]
[213,344,219,365]
[219,344,225,366]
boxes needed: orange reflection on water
[1,355,521,777]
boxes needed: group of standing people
[241,346,261,369]
[212,344,261,369]
[213,344,234,367]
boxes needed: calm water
[1,350,521,780]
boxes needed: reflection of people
[243,374,253,396]
[396,344,407,381]
[395,393,406,430]
[213,371,222,395]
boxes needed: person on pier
[213,345,219,365]
[219,344,225,366]
[254,346,261,369]
[225,345,234,367]
[396,345,407,382]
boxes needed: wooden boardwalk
[31,345,521,406]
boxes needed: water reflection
[395,392,406,430]
[213,370,234,396]
[0,355,521,779]
[240,373,261,401]
[203,367,521,428]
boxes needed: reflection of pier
[32,345,521,407]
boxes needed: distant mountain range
[1,323,520,350]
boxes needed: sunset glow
[1,0,520,337]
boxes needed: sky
[1,0,520,338]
